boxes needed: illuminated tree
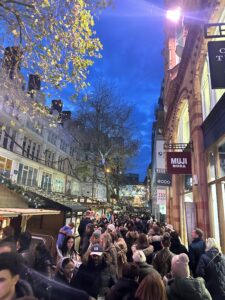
[0,0,102,91]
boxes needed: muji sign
[208,41,225,89]
[167,152,192,174]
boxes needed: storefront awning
[0,208,60,217]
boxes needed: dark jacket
[170,239,188,256]
[135,262,155,282]
[189,238,205,276]
[73,259,116,298]
[167,277,212,300]
[196,248,225,300]
[106,278,138,300]
[15,280,34,299]
[152,248,174,277]
[78,217,92,238]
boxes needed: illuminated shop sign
[156,173,172,186]
[208,40,225,89]
[167,152,192,174]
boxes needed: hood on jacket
[206,247,219,259]
[169,277,211,300]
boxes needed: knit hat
[132,250,146,263]
[172,253,190,278]
[93,229,102,238]
[107,224,115,232]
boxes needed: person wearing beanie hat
[132,250,155,283]
[107,224,116,232]
[171,254,190,278]
[166,253,212,300]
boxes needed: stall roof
[24,191,88,213]
[63,203,88,212]
[0,208,60,217]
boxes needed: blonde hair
[206,238,221,252]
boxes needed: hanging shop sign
[167,152,192,174]
[208,40,225,89]
[156,173,172,186]
[157,188,167,205]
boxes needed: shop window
[221,181,225,226]
[218,143,225,178]
[210,184,220,244]
[209,152,216,181]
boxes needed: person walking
[56,222,75,250]
[73,244,117,299]
[0,252,36,300]
[106,263,139,300]
[135,271,167,300]
[132,233,154,264]
[166,253,212,300]
[170,231,188,255]
[16,232,35,268]
[132,250,155,283]
[196,238,225,300]
[152,233,174,278]
[188,228,206,277]
[57,236,80,266]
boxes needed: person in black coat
[73,244,116,299]
[196,238,225,300]
[170,231,188,255]
[106,263,139,300]
[188,228,205,277]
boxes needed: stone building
[163,0,225,250]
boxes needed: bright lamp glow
[166,7,182,23]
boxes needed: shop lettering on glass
[157,189,166,205]
[208,41,225,89]
[167,152,192,174]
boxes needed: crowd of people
[0,211,225,300]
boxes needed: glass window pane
[27,168,33,186]
[209,152,216,181]
[17,164,23,184]
[210,185,220,244]
[21,170,28,185]
[218,142,225,178]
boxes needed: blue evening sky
[89,0,165,181]
[48,0,165,181]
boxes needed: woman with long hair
[132,233,154,264]
[135,271,167,300]
[100,232,118,276]
[57,236,80,266]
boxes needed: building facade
[0,60,107,206]
[163,0,225,249]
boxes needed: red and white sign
[167,152,192,174]
[157,189,167,205]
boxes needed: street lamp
[166,7,182,23]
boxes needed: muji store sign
[167,152,192,174]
